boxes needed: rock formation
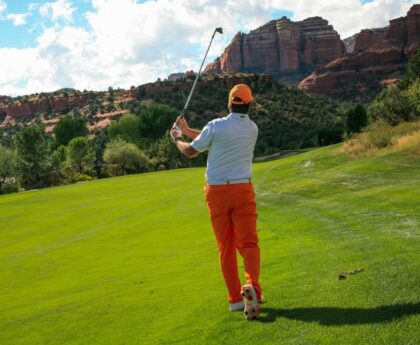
[3,93,97,119]
[298,5,420,99]
[205,16,345,82]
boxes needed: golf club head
[215,27,223,35]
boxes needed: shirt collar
[228,112,249,119]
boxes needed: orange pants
[204,183,261,304]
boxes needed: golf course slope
[1,145,419,345]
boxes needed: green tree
[67,137,95,174]
[14,125,50,188]
[404,78,420,118]
[399,49,420,90]
[367,86,412,125]
[138,104,177,141]
[346,104,368,134]
[103,139,152,176]
[51,145,68,178]
[0,145,16,191]
[54,115,88,146]
[152,132,191,170]
[108,114,141,145]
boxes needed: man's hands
[170,123,183,142]
[176,116,190,134]
[173,116,201,139]
[169,116,200,158]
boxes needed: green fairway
[1,145,419,344]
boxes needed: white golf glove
[170,124,183,142]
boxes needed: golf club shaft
[180,30,218,118]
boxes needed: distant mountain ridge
[206,5,420,101]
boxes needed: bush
[366,122,393,148]
[0,183,19,194]
[103,139,152,176]
[343,120,420,156]
[74,173,93,182]
[367,86,412,125]
[346,104,368,134]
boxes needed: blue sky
[0,1,293,49]
[0,0,416,96]
[0,1,94,48]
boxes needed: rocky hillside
[0,73,345,153]
[206,5,420,101]
[299,5,420,101]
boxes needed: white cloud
[268,0,416,38]
[39,0,75,23]
[0,0,417,96]
[6,13,28,26]
[0,1,6,13]
[28,3,39,12]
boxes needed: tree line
[0,104,191,194]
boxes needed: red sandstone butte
[205,16,345,82]
[298,5,420,98]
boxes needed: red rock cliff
[205,16,345,82]
[4,93,96,119]
[298,5,420,100]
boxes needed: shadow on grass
[259,303,420,325]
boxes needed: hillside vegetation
[0,143,419,344]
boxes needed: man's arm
[177,117,201,139]
[174,138,200,158]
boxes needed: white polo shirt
[191,113,258,184]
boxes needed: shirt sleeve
[191,122,214,152]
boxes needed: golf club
[180,27,223,118]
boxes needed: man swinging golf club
[170,84,262,320]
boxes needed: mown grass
[0,145,419,344]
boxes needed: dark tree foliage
[54,115,88,146]
[318,128,344,146]
[138,104,178,141]
[67,137,95,174]
[368,83,413,125]
[0,145,16,191]
[137,75,346,153]
[149,132,192,170]
[14,125,50,188]
[109,114,141,145]
[399,49,420,90]
[346,104,368,134]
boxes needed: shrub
[343,120,420,156]
[74,173,93,182]
[366,122,393,148]
[367,86,412,125]
[346,104,368,134]
[103,139,152,176]
[0,183,19,194]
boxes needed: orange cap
[229,84,254,105]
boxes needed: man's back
[191,113,258,184]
